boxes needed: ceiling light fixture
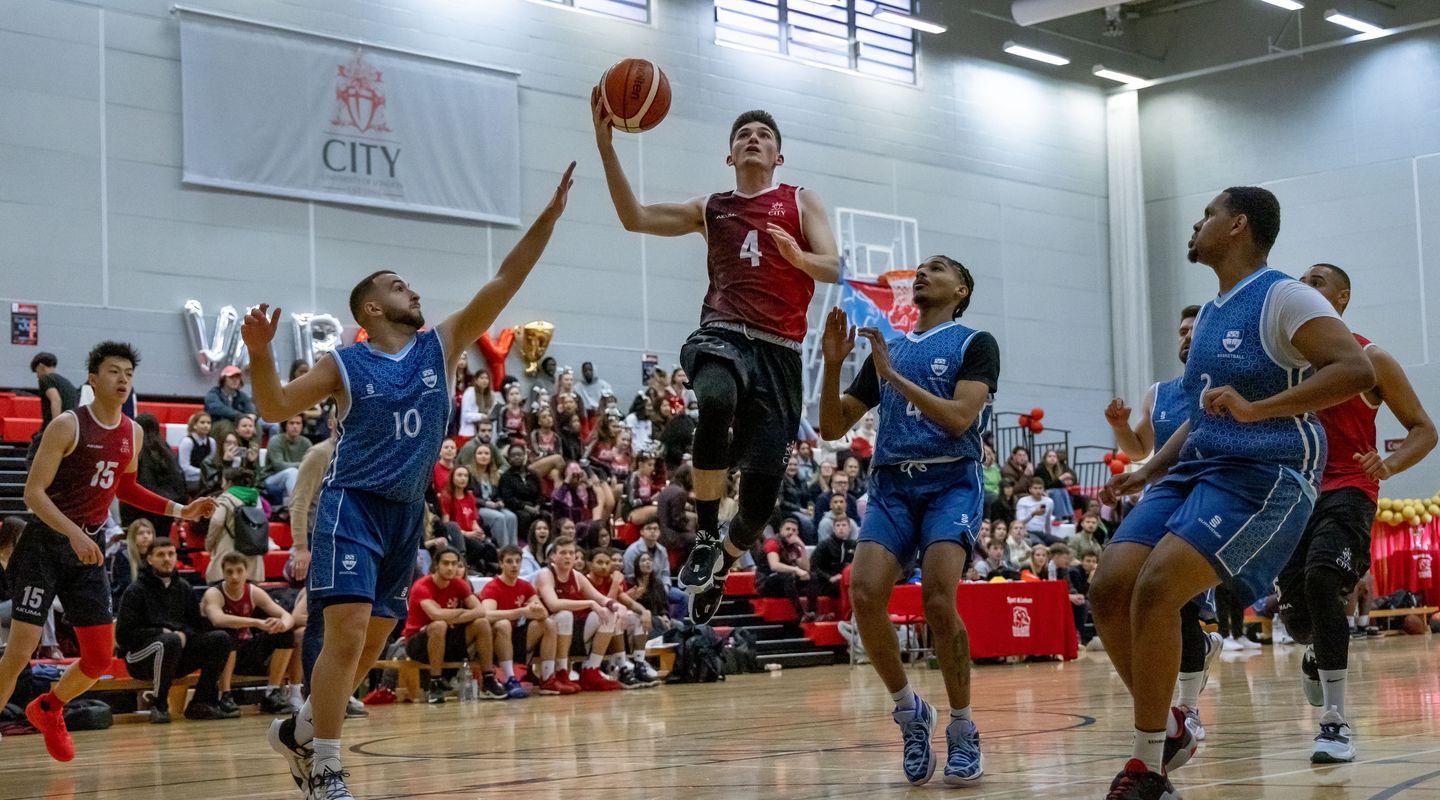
[1324,9,1384,34]
[1257,0,1305,10]
[1003,41,1070,66]
[1092,64,1147,85]
[873,10,948,34]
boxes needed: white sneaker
[1300,646,1324,708]
[1311,708,1355,763]
[1222,636,1244,652]
[1200,631,1223,696]
[308,765,354,800]
[1085,637,1105,652]
[1240,636,1262,651]
[1182,703,1206,741]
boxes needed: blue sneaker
[943,716,983,784]
[504,676,530,699]
[893,697,937,786]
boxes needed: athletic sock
[608,653,626,670]
[312,738,343,776]
[697,498,720,535]
[499,660,514,681]
[1176,671,1205,708]
[890,684,916,711]
[1357,615,1369,628]
[1319,669,1347,717]
[950,706,972,722]
[1133,729,1166,774]
[540,660,555,680]
[584,653,604,669]
[294,698,315,744]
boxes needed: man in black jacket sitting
[117,537,235,723]
[811,516,858,608]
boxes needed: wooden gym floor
[2,634,1437,800]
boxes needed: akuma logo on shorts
[1222,330,1242,353]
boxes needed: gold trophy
[516,321,555,377]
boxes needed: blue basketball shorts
[859,459,984,568]
[309,485,424,619]
[1113,459,1315,606]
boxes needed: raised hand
[590,85,613,147]
[542,161,577,222]
[179,496,217,521]
[1104,397,1132,427]
[241,304,281,351]
[821,307,856,365]
[767,223,804,269]
[857,327,895,382]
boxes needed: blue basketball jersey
[1180,268,1325,481]
[1150,377,1191,452]
[327,327,452,503]
[873,321,993,466]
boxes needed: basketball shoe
[1105,759,1180,800]
[893,696,937,785]
[678,529,725,594]
[688,579,726,624]
[268,716,313,793]
[1311,708,1355,763]
[1300,646,1323,707]
[1162,706,1197,772]
[25,694,75,762]
[942,716,983,784]
[307,766,354,800]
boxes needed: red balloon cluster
[1017,407,1046,435]
[1103,450,1132,475]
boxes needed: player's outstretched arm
[242,306,343,422]
[591,87,704,237]
[1358,346,1437,480]
[1101,419,1191,505]
[116,421,217,521]
[818,308,869,440]
[768,189,840,284]
[441,162,576,359]
[1203,317,1373,422]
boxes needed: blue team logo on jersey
[422,368,437,389]
[342,553,357,570]
[1223,330,1242,353]
[931,357,948,376]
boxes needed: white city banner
[179,8,520,224]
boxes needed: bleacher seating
[0,394,205,444]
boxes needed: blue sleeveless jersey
[873,321,993,466]
[1180,269,1325,482]
[1150,377,1191,452]
[327,328,452,503]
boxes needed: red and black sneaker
[1162,706,1198,772]
[26,693,75,762]
[1106,759,1181,800]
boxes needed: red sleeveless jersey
[47,406,135,529]
[222,584,256,641]
[1318,333,1380,500]
[702,184,815,342]
[549,566,589,620]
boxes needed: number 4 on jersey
[739,229,761,267]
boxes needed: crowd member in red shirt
[432,439,457,495]
[439,466,497,574]
[755,518,818,621]
[200,552,297,715]
[402,549,504,704]
[479,545,569,697]
[497,384,529,442]
[533,536,623,691]
[586,548,660,688]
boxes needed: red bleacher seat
[190,551,211,575]
[269,521,293,549]
[724,571,757,597]
[175,521,206,552]
[615,522,640,546]
[0,417,40,444]
[800,620,846,647]
[264,551,290,575]
[5,395,41,417]
[750,596,837,623]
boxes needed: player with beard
[247,164,574,800]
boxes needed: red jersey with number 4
[1318,333,1380,500]
[702,184,814,343]
[48,406,135,529]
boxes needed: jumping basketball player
[818,256,997,786]
[1094,187,1374,800]
[247,163,574,800]
[0,342,215,761]
[591,92,840,623]
[1104,305,1224,742]
[1278,263,1436,763]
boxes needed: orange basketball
[1401,614,1426,635]
[601,58,670,133]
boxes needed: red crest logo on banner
[332,49,391,134]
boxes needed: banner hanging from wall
[839,269,920,339]
[177,7,521,224]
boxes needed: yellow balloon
[1379,510,1393,524]
[1424,513,1434,525]
[1379,498,1394,511]
[1429,504,1440,516]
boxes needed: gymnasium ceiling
[920,0,1440,87]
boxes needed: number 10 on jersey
[393,409,422,439]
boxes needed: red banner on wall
[1372,519,1440,604]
